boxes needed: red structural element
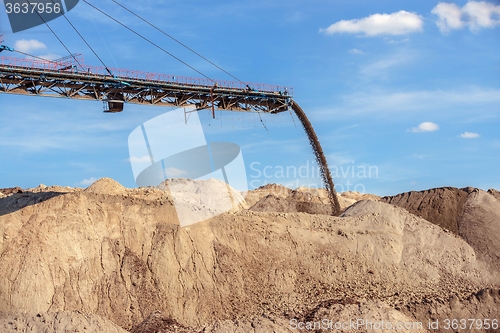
[0,55,293,95]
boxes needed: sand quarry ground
[0,179,499,332]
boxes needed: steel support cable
[11,49,60,63]
[23,0,85,71]
[4,38,75,69]
[110,0,244,84]
[108,0,269,133]
[82,0,215,82]
[45,0,113,75]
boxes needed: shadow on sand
[0,191,66,216]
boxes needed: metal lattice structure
[0,55,293,114]
[0,53,342,215]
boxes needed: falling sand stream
[291,100,341,215]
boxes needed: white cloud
[312,87,500,119]
[327,152,355,166]
[360,53,411,77]
[432,1,500,33]
[409,122,439,132]
[128,156,152,163]
[465,1,500,30]
[432,3,465,32]
[349,48,365,55]
[385,37,410,44]
[459,132,480,138]
[320,11,423,36]
[165,167,188,177]
[14,39,47,53]
[80,177,98,186]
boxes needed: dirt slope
[247,184,375,215]
[488,188,500,201]
[406,288,500,333]
[381,187,473,234]
[459,189,500,271]
[0,187,23,196]
[381,187,500,272]
[0,312,129,333]
[0,180,498,332]
[243,184,293,207]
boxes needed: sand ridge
[0,179,498,332]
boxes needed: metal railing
[0,55,293,95]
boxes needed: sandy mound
[130,288,500,332]
[131,312,194,333]
[25,184,79,194]
[132,311,295,333]
[158,178,248,209]
[381,187,473,234]
[158,178,249,226]
[407,288,500,331]
[0,312,128,333]
[341,191,380,202]
[1,181,499,331]
[0,187,23,196]
[381,187,500,273]
[250,193,333,215]
[0,191,65,217]
[249,194,295,212]
[243,183,293,207]
[248,185,373,215]
[84,177,126,195]
[302,300,430,333]
[1,184,498,332]
[459,189,500,271]
[295,187,379,209]
[488,188,500,201]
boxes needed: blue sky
[0,0,499,195]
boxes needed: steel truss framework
[0,57,293,114]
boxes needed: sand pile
[0,187,23,196]
[0,190,66,217]
[459,189,500,271]
[381,187,473,234]
[158,178,249,226]
[488,188,500,201]
[382,187,500,271]
[250,193,334,215]
[0,180,498,332]
[243,183,293,206]
[159,178,248,210]
[248,184,374,215]
[85,177,127,195]
[0,312,128,333]
[341,191,380,202]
